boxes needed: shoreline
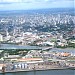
[0,67,75,74]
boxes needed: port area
[0,65,74,74]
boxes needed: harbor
[0,63,73,74]
[0,44,75,74]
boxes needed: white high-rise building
[0,34,3,41]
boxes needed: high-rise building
[0,34,3,42]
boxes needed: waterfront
[0,44,75,73]
[0,70,74,75]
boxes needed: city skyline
[0,0,74,10]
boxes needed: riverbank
[0,66,73,74]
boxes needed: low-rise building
[0,64,6,70]
[66,61,75,68]
[17,58,44,64]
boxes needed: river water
[0,44,75,54]
[0,44,42,50]
[0,70,74,75]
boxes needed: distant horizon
[0,7,74,11]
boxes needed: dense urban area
[0,8,75,73]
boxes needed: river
[0,70,74,75]
[0,44,75,54]
[0,44,42,50]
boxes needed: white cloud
[0,0,22,2]
[0,0,74,3]
[0,0,74,10]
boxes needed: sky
[0,0,74,10]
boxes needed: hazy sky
[0,0,74,10]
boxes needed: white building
[0,34,3,41]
